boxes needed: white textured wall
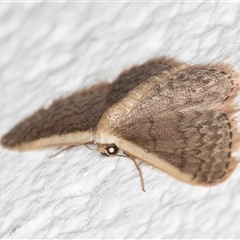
[1,2,240,238]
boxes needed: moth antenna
[130,158,146,192]
[49,145,76,158]
[84,144,96,151]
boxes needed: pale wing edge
[98,134,238,186]
[2,131,93,151]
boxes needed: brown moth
[1,57,240,189]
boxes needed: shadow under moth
[1,57,240,191]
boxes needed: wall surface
[1,2,240,239]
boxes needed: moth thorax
[98,144,119,156]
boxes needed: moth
[1,57,240,190]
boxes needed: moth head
[98,144,119,157]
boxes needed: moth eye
[106,145,119,155]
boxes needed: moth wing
[115,110,238,185]
[1,57,182,151]
[97,64,240,186]
[1,83,112,151]
[104,57,184,108]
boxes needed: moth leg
[130,158,146,192]
[49,145,77,158]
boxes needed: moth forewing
[96,74,179,133]
[95,63,240,186]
